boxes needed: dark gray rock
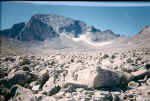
[1,14,120,42]
[16,14,87,41]
[0,67,8,79]
[31,14,87,36]
[18,58,31,66]
[8,70,38,86]
[9,84,37,101]
[16,15,58,41]
[0,22,25,38]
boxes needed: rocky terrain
[0,14,150,101]
[0,49,150,101]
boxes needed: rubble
[0,49,150,101]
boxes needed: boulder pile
[0,49,150,101]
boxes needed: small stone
[18,58,31,66]
[65,92,72,98]
[102,54,109,59]
[32,85,40,92]
[146,78,150,86]
[22,65,31,72]
[55,91,65,97]
[47,85,61,96]
[4,56,15,62]
[144,64,150,70]
[76,88,84,92]
[111,55,116,59]
[128,81,139,89]
[112,94,120,101]
[92,91,112,101]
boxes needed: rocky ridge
[0,22,25,38]
[0,14,120,42]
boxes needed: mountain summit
[0,14,120,42]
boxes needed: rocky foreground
[0,49,150,101]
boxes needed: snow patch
[72,34,112,47]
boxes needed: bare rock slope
[0,14,119,42]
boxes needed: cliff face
[0,22,25,38]
[0,14,120,41]
[16,15,58,41]
[84,26,120,42]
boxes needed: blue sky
[1,1,150,36]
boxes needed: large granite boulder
[65,66,133,89]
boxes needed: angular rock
[65,66,133,89]
[46,85,61,96]
[8,70,38,86]
[144,64,150,70]
[0,67,8,79]
[3,56,16,62]
[0,22,25,38]
[18,58,31,66]
[42,75,61,96]
[38,69,49,89]
[32,85,40,92]
[92,91,112,101]
[146,78,150,86]
[10,85,37,101]
[22,65,31,72]
[42,77,55,92]
[131,69,149,80]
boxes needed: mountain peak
[0,22,25,38]
[86,26,101,32]
[103,29,120,37]
[31,14,66,20]
[139,26,150,35]
[30,14,87,37]
[1,14,120,42]
[103,29,113,33]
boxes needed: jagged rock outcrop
[16,15,58,41]
[32,14,87,36]
[138,26,150,35]
[124,26,150,48]
[16,14,87,41]
[83,26,120,42]
[86,26,101,32]
[9,85,37,101]
[0,22,25,38]
[133,26,150,39]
